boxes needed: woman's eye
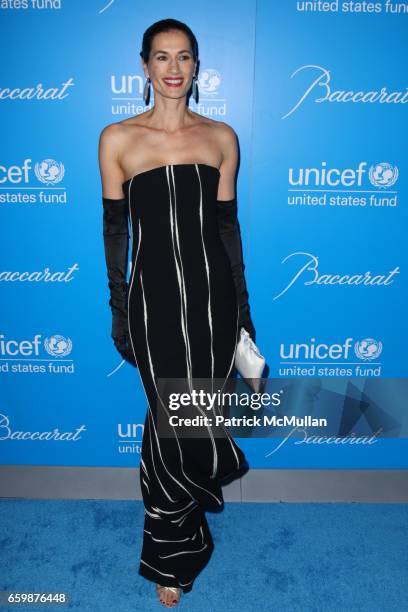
[157,55,191,61]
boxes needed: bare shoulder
[210,121,238,199]
[211,120,238,159]
[99,113,148,143]
[98,122,128,198]
[209,120,238,177]
[211,119,237,141]
[212,119,237,138]
[189,111,236,140]
[98,121,126,156]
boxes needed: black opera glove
[216,197,256,343]
[102,196,137,368]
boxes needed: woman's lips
[163,78,184,88]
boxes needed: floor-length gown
[122,162,247,593]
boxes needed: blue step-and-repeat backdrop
[1,1,407,470]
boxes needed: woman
[99,18,256,608]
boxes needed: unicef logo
[35,159,65,185]
[354,338,382,361]
[368,162,398,188]
[44,335,73,357]
[198,69,221,96]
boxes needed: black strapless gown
[122,163,247,593]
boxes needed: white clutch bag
[234,327,266,393]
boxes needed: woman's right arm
[99,124,137,367]
[98,123,125,199]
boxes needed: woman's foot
[156,584,181,607]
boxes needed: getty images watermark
[153,377,403,440]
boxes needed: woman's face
[143,29,196,99]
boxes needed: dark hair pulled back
[140,18,199,66]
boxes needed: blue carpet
[0,499,407,611]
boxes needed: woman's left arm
[215,124,256,342]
